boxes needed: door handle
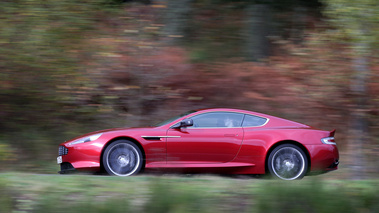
[224,134,236,137]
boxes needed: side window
[242,114,267,127]
[191,112,244,128]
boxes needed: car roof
[188,108,309,128]
[193,108,268,117]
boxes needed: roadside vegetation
[1,0,378,178]
[0,173,378,213]
[0,5,378,213]
[1,1,377,212]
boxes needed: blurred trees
[159,0,324,61]
[244,0,322,61]
[0,0,124,164]
[323,0,379,179]
[0,0,129,129]
[0,0,377,177]
[0,1,96,129]
[162,0,193,44]
[245,2,272,61]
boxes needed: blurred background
[0,0,378,180]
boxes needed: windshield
[153,110,197,127]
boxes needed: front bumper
[57,143,102,173]
[58,162,76,174]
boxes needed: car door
[166,112,244,164]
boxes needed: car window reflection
[190,112,244,128]
[242,114,268,127]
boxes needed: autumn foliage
[0,1,377,176]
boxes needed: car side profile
[57,108,339,180]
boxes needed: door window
[190,112,244,128]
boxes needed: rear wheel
[268,144,308,180]
[103,140,143,176]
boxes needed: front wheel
[103,140,143,176]
[268,144,308,180]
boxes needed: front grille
[59,146,68,156]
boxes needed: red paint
[58,108,339,176]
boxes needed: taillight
[321,137,336,145]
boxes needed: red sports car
[57,108,339,180]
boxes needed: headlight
[69,133,103,145]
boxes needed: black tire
[102,140,143,176]
[267,144,308,180]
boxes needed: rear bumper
[326,159,339,170]
[306,144,339,172]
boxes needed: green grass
[0,173,378,213]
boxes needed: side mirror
[181,119,193,127]
[172,119,193,128]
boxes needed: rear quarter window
[242,114,268,127]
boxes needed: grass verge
[0,173,378,213]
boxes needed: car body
[57,108,339,180]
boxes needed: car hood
[63,126,158,143]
